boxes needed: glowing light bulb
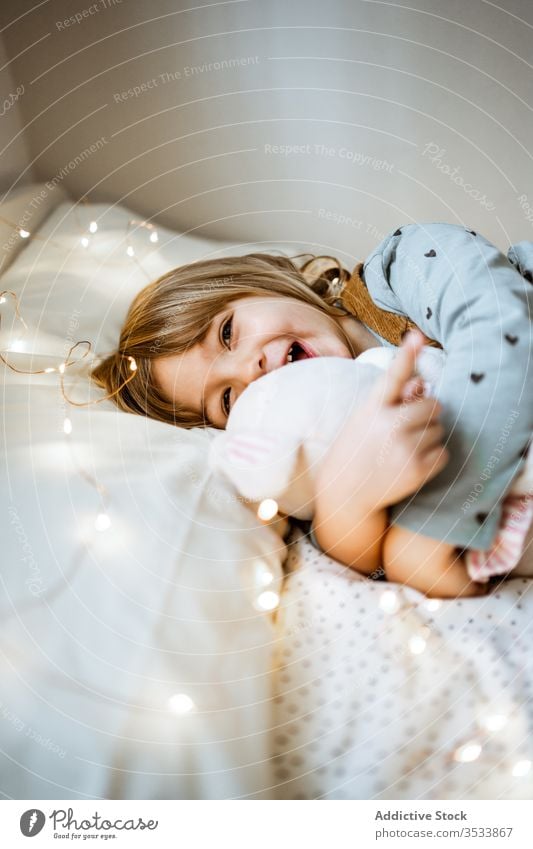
[0,296,6,304]
[44,367,56,373]
[8,339,25,352]
[379,590,399,614]
[257,498,278,521]
[81,236,89,248]
[255,590,280,611]
[95,512,111,532]
[63,418,72,435]
[253,560,275,590]
[126,245,135,257]
[167,693,194,714]
[512,760,531,777]
[19,228,30,238]
[425,599,441,612]
[58,362,66,374]
[481,713,508,732]
[89,221,98,233]
[408,634,427,655]
[128,356,137,371]
[149,230,159,243]
[453,741,482,763]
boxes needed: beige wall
[0,34,37,194]
[1,0,533,257]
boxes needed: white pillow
[0,192,298,799]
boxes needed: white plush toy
[209,346,444,519]
[209,345,532,521]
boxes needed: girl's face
[151,294,354,429]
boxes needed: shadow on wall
[1,0,533,253]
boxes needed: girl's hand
[315,329,449,513]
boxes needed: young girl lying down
[91,223,533,598]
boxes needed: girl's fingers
[413,423,445,452]
[375,329,425,406]
[401,376,425,402]
[423,444,450,473]
[401,396,443,428]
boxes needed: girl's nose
[244,350,266,385]
[235,346,266,388]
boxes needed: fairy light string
[0,293,137,399]
[1,211,280,644]
[0,210,283,721]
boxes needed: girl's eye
[222,387,231,417]
[221,316,233,416]
[221,315,233,348]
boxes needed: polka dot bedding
[270,525,533,800]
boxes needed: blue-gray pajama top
[310,222,533,552]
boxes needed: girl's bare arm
[312,502,388,576]
[383,524,488,598]
[312,330,448,578]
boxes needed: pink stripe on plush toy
[466,495,533,582]
[226,433,278,465]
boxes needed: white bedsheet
[271,526,533,800]
[0,192,292,799]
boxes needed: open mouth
[285,340,316,364]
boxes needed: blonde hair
[90,253,351,428]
